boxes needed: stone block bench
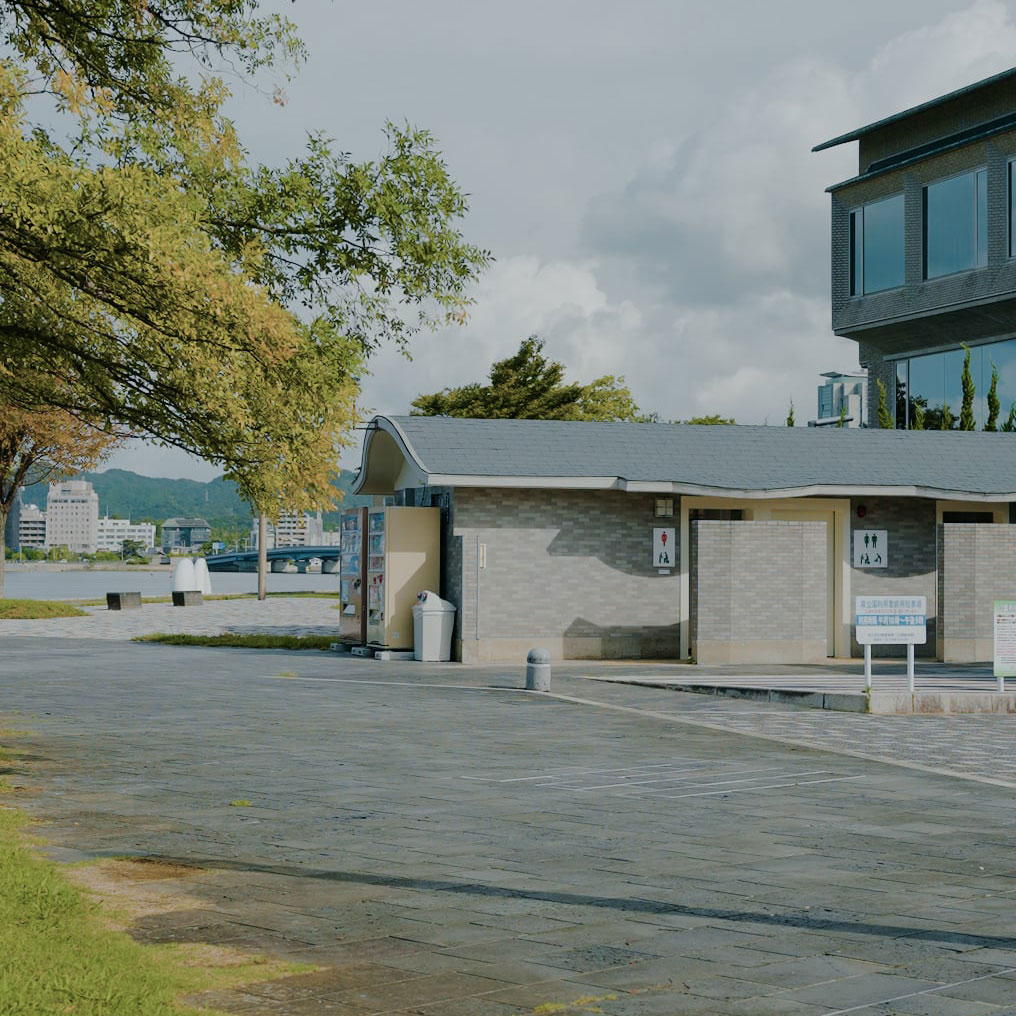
[106,592,142,611]
[172,590,203,607]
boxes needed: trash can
[412,590,456,662]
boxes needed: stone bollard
[525,648,552,692]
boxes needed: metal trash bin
[412,590,456,662]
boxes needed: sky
[103,0,1016,480]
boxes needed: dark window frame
[922,166,988,280]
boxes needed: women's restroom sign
[653,527,675,571]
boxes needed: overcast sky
[104,0,1016,479]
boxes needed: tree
[786,400,795,427]
[411,337,649,421]
[121,538,146,560]
[960,345,976,430]
[683,415,736,425]
[940,402,954,430]
[837,404,847,428]
[0,402,118,595]
[0,3,489,516]
[876,379,893,429]
[911,399,927,431]
[1004,403,1016,433]
[986,363,1000,431]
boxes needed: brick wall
[450,488,681,662]
[691,521,827,664]
[938,523,1016,661]
[849,497,938,658]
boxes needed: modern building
[4,488,22,552]
[808,371,868,428]
[17,503,45,550]
[249,511,325,549]
[45,480,99,553]
[95,516,157,554]
[354,415,1016,665]
[161,517,211,552]
[815,66,1016,429]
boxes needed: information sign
[853,530,888,568]
[855,595,926,645]
[993,601,1016,679]
[652,527,675,569]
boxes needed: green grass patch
[0,598,88,619]
[0,807,221,1014]
[134,633,335,651]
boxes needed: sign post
[992,601,1016,693]
[855,596,926,692]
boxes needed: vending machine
[365,506,440,649]
[339,507,367,643]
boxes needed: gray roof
[365,415,1016,498]
[813,65,1016,152]
[162,517,211,528]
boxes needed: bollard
[525,648,552,692]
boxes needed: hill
[21,468,371,535]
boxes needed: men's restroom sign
[653,527,675,568]
[853,529,888,568]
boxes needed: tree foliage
[0,2,489,513]
[959,345,976,431]
[876,379,892,429]
[0,401,119,594]
[410,337,649,422]
[683,415,736,425]
[986,362,1000,432]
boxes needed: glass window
[924,169,988,278]
[895,361,908,429]
[850,195,904,295]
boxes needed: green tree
[683,415,736,425]
[411,337,649,421]
[911,399,927,431]
[940,402,954,430]
[876,379,893,429]
[786,400,795,427]
[0,400,119,595]
[837,404,847,428]
[960,345,976,430]
[986,363,1001,431]
[1004,403,1016,432]
[0,3,488,516]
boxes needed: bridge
[206,546,341,573]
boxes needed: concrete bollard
[525,648,552,692]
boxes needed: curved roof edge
[351,415,429,495]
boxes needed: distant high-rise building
[161,518,212,552]
[45,480,99,553]
[808,371,868,428]
[250,511,325,549]
[18,503,46,549]
[96,516,157,554]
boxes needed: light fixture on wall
[654,497,674,519]
[857,504,867,519]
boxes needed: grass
[0,806,308,1015]
[0,598,88,619]
[134,633,336,651]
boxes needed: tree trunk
[257,513,267,601]
[0,508,6,598]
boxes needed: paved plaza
[4,635,1016,1014]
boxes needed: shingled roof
[353,415,1016,500]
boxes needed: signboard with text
[855,595,926,645]
[994,601,1016,678]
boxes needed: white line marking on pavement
[820,965,1016,1015]
[260,675,525,692]
[459,758,707,782]
[569,765,793,791]
[658,775,864,799]
[630,769,834,794]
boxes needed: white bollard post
[864,644,872,691]
[906,643,915,693]
[525,648,551,692]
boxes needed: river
[2,565,339,600]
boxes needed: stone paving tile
[10,641,1016,1014]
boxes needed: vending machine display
[364,506,440,649]
[339,507,367,642]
